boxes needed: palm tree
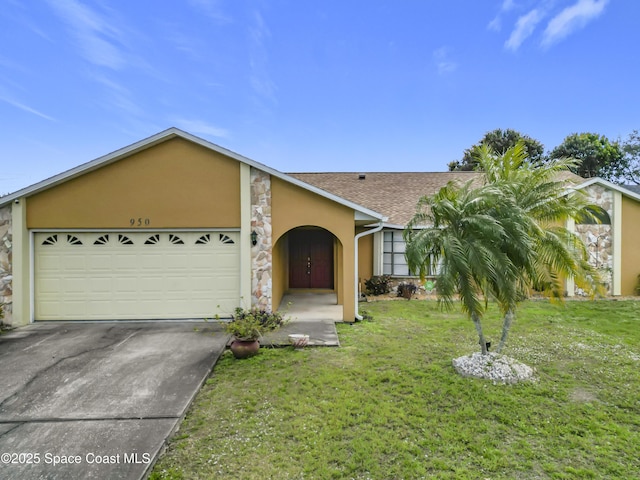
[404,181,521,355]
[405,142,603,356]
[475,142,603,352]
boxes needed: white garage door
[34,231,240,320]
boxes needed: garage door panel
[37,255,62,271]
[65,301,89,317]
[114,282,142,296]
[88,255,114,270]
[114,254,138,269]
[34,231,240,321]
[164,254,189,269]
[140,277,164,292]
[89,277,113,291]
[63,278,88,293]
[140,254,164,268]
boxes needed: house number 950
[130,217,150,226]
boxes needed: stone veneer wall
[575,184,613,295]
[250,168,273,310]
[0,205,12,324]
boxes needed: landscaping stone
[452,352,536,384]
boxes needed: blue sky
[2,0,638,193]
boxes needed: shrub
[397,282,418,300]
[365,275,391,296]
[232,307,286,332]
[225,313,263,340]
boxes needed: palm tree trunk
[471,312,488,355]
[497,309,515,354]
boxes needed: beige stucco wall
[621,196,640,295]
[272,234,288,311]
[357,231,373,291]
[271,177,356,321]
[28,138,241,229]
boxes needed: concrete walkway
[0,321,228,480]
[260,293,342,347]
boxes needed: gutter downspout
[354,221,384,321]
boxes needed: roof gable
[0,128,386,222]
[572,177,640,202]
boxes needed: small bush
[365,275,391,296]
[397,282,418,300]
[233,307,286,332]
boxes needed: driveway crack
[0,329,142,410]
[0,422,24,439]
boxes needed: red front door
[288,229,334,289]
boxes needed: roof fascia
[0,127,387,220]
[573,177,640,202]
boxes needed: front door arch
[288,228,334,289]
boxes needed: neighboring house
[1,128,639,326]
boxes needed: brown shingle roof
[288,172,482,226]
[288,171,586,227]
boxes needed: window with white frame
[383,230,413,276]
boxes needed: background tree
[448,128,544,171]
[548,132,625,182]
[621,130,640,185]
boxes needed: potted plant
[225,307,285,359]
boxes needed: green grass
[150,300,640,480]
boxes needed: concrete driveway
[0,321,228,480]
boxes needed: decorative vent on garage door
[41,234,58,245]
[67,234,83,245]
[145,234,160,245]
[94,234,110,245]
[169,234,184,245]
[219,234,235,245]
[118,234,134,245]
[195,234,211,245]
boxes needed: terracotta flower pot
[229,339,260,359]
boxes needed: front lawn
[151,300,640,479]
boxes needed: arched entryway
[288,227,335,290]
[271,225,346,317]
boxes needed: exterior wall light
[251,230,258,246]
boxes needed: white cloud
[90,74,143,117]
[433,47,458,75]
[488,0,518,31]
[0,95,56,121]
[172,118,229,138]
[188,0,231,23]
[46,0,127,69]
[248,10,277,104]
[542,0,609,47]
[505,9,544,51]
